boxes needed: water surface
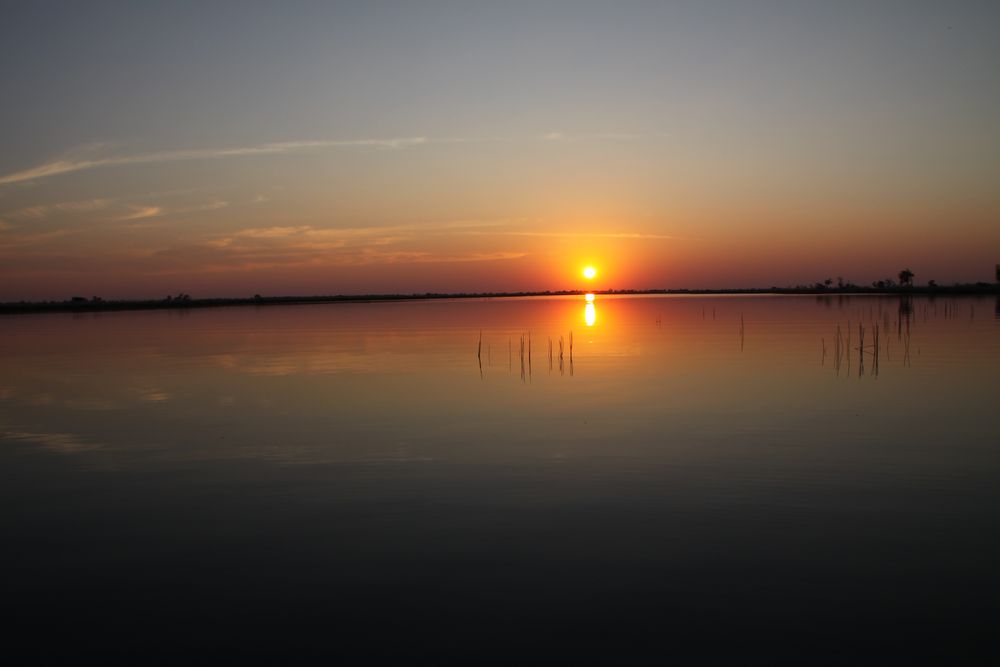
[2,295,998,663]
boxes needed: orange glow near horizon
[2,178,998,302]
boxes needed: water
[2,295,998,663]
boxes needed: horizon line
[3,283,997,313]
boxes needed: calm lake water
[2,295,999,663]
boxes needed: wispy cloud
[541,131,642,142]
[116,205,163,222]
[54,198,114,212]
[0,131,650,187]
[224,219,518,246]
[121,199,235,227]
[8,218,516,273]
[116,200,231,224]
[0,137,429,186]
[352,250,527,265]
[466,230,684,240]
[130,220,530,273]
[233,226,312,239]
[189,200,230,212]
[2,195,234,228]
[9,205,52,220]
[5,198,114,221]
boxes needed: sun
[583,266,597,280]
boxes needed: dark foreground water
[2,295,998,664]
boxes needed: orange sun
[583,266,597,280]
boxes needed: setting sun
[583,266,597,280]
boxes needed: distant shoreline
[2,284,997,315]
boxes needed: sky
[1,0,999,300]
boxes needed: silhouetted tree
[898,268,914,287]
[927,280,937,288]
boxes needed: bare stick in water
[528,331,532,376]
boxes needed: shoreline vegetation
[2,283,998,315]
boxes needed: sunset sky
[2,1,999,300]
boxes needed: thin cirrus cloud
[541,131,642,142]
[116,206,164,222]
[144,240,527,274]
[151,220,534,272]
[118,200,231,224]
[465,230,688,240]
[0,197,235,227]
[0,132,647,187]
[0,137,430,186]
[6,198,114,220]
[215,219,521,249]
